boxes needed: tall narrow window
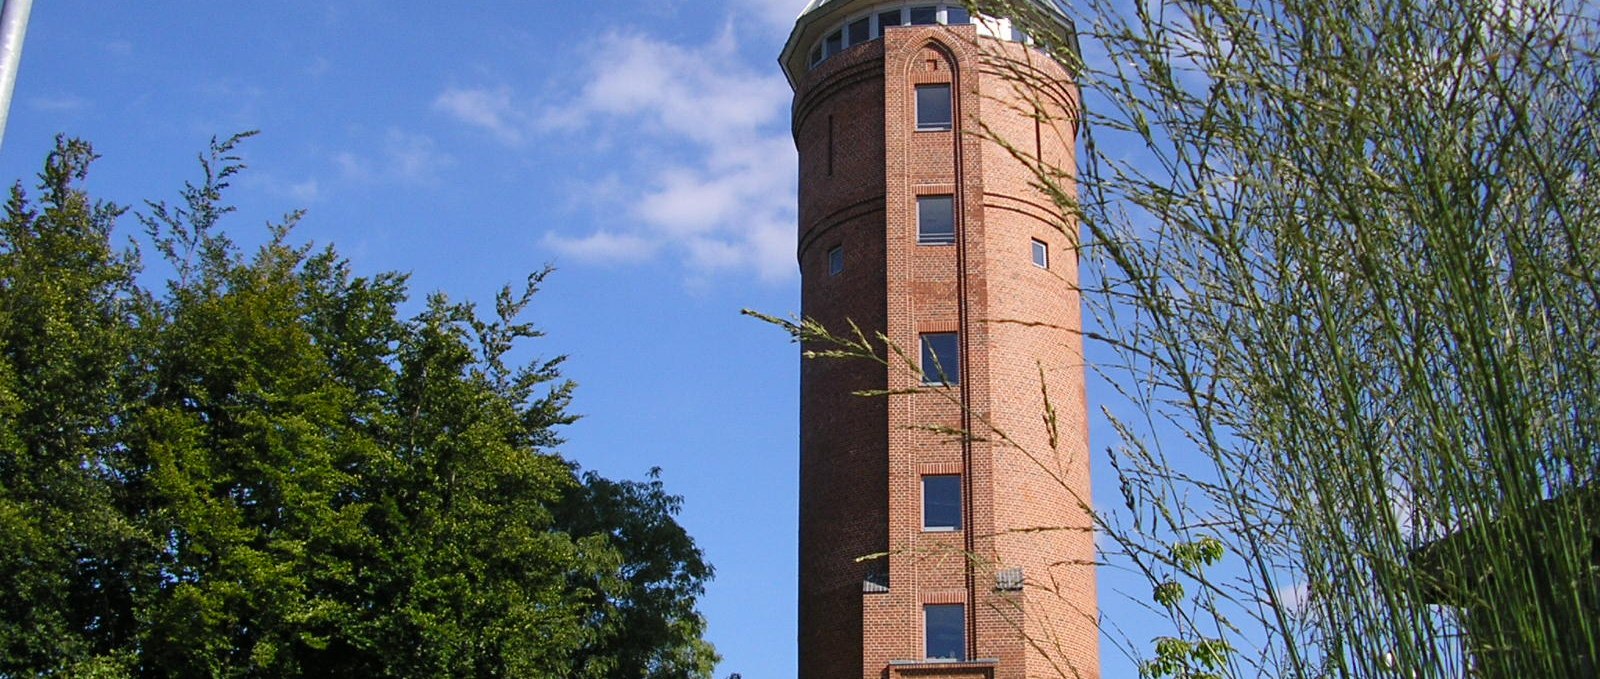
[1032,238,1049,268]
[877,9,903,34]
[923,475,961,530]
[825,29,843,57]
[921,332,960,386]
[917,195,955,245]
[848,17,870,45]
[916,84,952,131]
[828,245,844,276]
[925,604,966,661]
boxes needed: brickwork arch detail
[900,38,960,89]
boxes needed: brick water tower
[780,1,1097,677]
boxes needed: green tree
[0,135,717,678]
[556,470,719,679]
[0,137,147,677]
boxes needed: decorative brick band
[798,194,887,260]
[919,462,963,475]
[919,589,967,604]
[918,320,960,333]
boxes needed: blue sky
[0,1,1157,676]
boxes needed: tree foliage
[0,135,716,678]
[975,0,1599,674]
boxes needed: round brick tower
[781,2,1097,678]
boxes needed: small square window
[917,195,955,245]
[923,475,961,531]
[916,84,952,131]
[1032,239,1049,268]
[921,332,959,386]
[848,18,870,45]
[910,6,939,25]
[828,245,844,276]
[925,604,966,661]
[878,9,903,34]
[809,44,824,66]
[945,7,971,24]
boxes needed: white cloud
[434,86,527,145]
[27,95,86,112]
[636,168,745,235]
[565,30,795,283]
[242,172,321,205]
[748,219,795,283]
[287,179,320,203]
[336,129,450,186]
[439,27,799,285]
[305,56,331,78]
[1271,580,1311,612]
[543,230,660,263]
[571,30,791,144]
[732,0,806,34]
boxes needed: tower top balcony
[778,0,1075,88]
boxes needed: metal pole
[0,0,34,153]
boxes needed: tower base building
[781,2,1098,678]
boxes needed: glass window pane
[828,246,844,275]
[810,44,823,66]
[946,7,971,24]
[916,83,952,130]
[925,604,966,661]
[878,9,903,33]
[921,332,960,385]
[848,18,870,45]
[923,475,961,530]
[917,195,955,245]
[825,30,843,56]
[910,6,939,25]
[1032,239,1049,268]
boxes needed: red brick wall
[794,19,1096,679]
[796,38,890,679]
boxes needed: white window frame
[808,3,998,71]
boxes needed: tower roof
[778,0,1075,88]
[796,0,833,17]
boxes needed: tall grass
[979,0,1599,674]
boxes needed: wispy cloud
[541,231,660,263]
[285,179,320,203]
[27,95,87,112]
[434,86,527,145]
[732,0,806,34]
[335,128,451,186]
[439,27,798,284]
[246,173,322,204]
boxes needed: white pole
[0,0,34,153]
